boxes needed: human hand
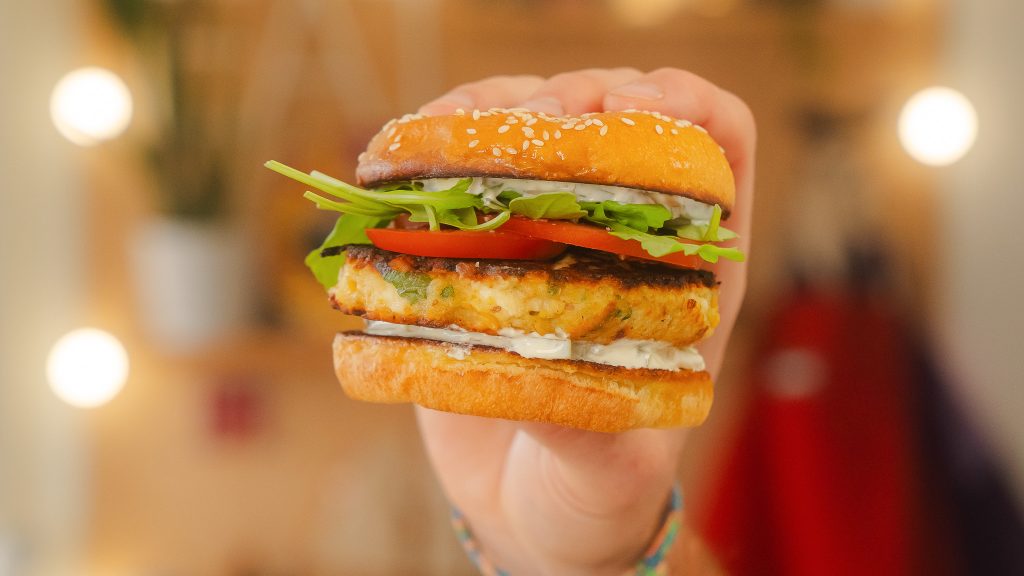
[416,68,755,575]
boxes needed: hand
[415,68,755,575]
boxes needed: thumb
[516,422,685,516]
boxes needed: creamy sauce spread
[364,320,706,372]
[415,177,714,223]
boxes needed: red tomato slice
[499,216,703,268]
[365,227,567,260]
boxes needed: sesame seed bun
[334,332,714,433]
[356,108,736,214]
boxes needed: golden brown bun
[357,109,736,214]
[333,332,713,433]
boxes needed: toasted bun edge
[333,331,713,432]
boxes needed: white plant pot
[131,217,251,354]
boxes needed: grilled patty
[329,245,719,347]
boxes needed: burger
[266,107,744,433]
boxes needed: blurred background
[1,0,1022,574]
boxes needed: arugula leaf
[582,200,672,231]
[668,204,738,242]
[306,214,390,290]
[607,223,745,263]
[267,160,747,272]
[508,193,586,219]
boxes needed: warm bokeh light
[898,86,978,166]
[47,328,129,408]
[49,67,133,146]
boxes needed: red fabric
[701,289,918,575]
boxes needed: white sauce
[415,177,714,223]
[364,320,705,372]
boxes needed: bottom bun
[333,332,713,433]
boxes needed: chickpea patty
[329,246,719,347]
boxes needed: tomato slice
[499,216,703,268]
[365,227,567,260]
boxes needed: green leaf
[668,204,739,242]
[581,200,672,231]
[508,193,586,219]
[305,214,390,290]
[607,223,746,263]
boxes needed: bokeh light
[49,67,133,146]
[47,328,129,408]
[898,86,978,166]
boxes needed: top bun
[356,108,736,214]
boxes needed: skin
[415,68,756,575]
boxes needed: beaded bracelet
[450,483,683,576]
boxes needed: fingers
[605,68,757,215]
[519,67,644,116]
[418,68,756,379]
[601,68,757,377]
[418,74,546,116]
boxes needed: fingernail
[520,96,565,116]
[609,82,664,100]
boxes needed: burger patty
[329,245,720,347]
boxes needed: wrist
[451,482,683,576]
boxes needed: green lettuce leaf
[607,223,745,263]
[305,214,389,290]
[508,193,586,219]
[667,204,738,242]
[581,200,672,231]
[267,160,747,278]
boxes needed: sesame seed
[506,116,518,124]
[675,119,692,128]
[561,123,574,130]
[599,125,608,136]
[506,147,518,155]
[522,140,530,151]
[468,139,479,148]
[584,119,594,126]
[388,142,401,151]
[694,125,708,134]
[498,124,510,134]
[543,130,550,140]
[387,127,397,138]
[621,117,636,126]
[593,119,604,127]
[492,147,501,156]
[526,118,538,126]
[671,129,679,135]
[554,130,562,139]
[574,124,586,131]
[472,110,481,120]
[523,127,535,138]
[556,150,566,160]
[480,111,493,117]
[394,134,402,142]
[455,108,466,115]
[532,139,544,147]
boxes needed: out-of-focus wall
[0,1,88,575]
[940,0,1024,501]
